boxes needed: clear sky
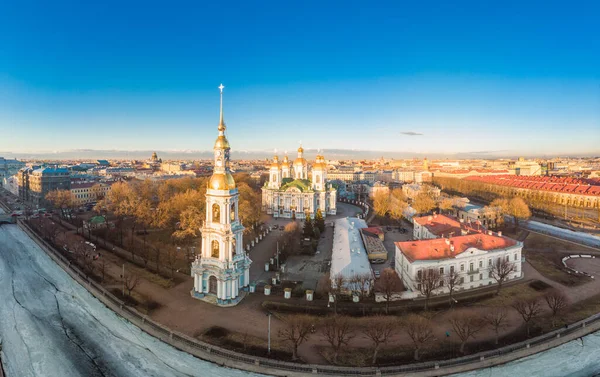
[1,0,599,157]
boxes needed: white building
[395,232,522,294]
[190,85,251,307]
[330,217,374,294]
[262,149,337,219]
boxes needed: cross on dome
[219,83,225,93]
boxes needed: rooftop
[465,175,600,197]
[396,233,518,262]
[331,217,372,280]
[413,214,479,237]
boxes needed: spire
[218,84,225,132]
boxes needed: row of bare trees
[279,287,569,365]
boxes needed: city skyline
[1,1,599,156]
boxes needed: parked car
[374,270,381,279]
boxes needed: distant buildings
[262,148,337,219]
[71,181,114,205]
[0,157,26,187]
[25,167,71,205]
[464,175,600,209]
[402,183,441,200]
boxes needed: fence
[17,219,600,376]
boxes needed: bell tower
[191,84,251,306]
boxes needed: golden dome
[283,155,289,163]
[271,156,280,169]
[294,157,306,166]
[214,135,230,149]
[298,146,304,153]
[209,172,236,190]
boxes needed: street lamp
[266,311,272,354]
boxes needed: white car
[374,270,381,279]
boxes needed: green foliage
[314,209,325,233]
[303,217,314,239]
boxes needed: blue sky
[1,0,599,157]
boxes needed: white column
[244,268,249,288]
[194,274,199,292]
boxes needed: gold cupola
[209,83,236,190]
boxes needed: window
[488,272,492,278]
[230,203,235,222]
[417,270,422,279]
[211,240,220,258]
[514,253,518,261]
[469,263,474,272]
[212,204,220,223]
[460,277,464,284]
[506,255,510,262]
[460,264,465,272]
[439,280,444,287]
[479,260,483,268]
[450,265,455,274]
[470,275,474,282]
[488,258,492,267]
[479,273,483,280]
[439,267,444,275]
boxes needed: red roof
[464,175,600,197]
[396,233,517,262]
[413,214,479,237]
[362,227,384,236]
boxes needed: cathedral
[261,147,337,219]
[190,84,251,307]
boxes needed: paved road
[0,214,264,377]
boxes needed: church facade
[261,147,337,219]
[190,84,251,307]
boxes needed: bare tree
[165,247,178,278]
[449,313,485,354]
[319,273,345,315]
[376,268,401,314]
[278,315,315,360]
[490,258,515,295]
[483,306,509,345]
[415,268,441,310]
[513,298,542,337]
[544,289,569,327]
[97,253,108,282]
[444,270,461,306]
[321,316,355,364]
[404,314,434,361]
[124,273,141,297]
[362,316,398,364]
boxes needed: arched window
[315,174,320,183]
[212,204,220,223]
[211,240,220,258]
[231,237,237,256]
[230,203,235,222]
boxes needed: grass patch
[478,282,541,306]
[526,249,590,287]
[202,326,294,361]
[523,232,593,286]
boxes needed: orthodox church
[190,84,251,306]
[261,147,337,219]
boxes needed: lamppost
[266,311,272,354]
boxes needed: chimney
[445,238,450,245]
[459,218,464,223]
[488,230,493,235]
[498,231,502,237]
[450,242,455,252]
[428,215,433,222]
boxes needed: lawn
[523,232,594,286]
